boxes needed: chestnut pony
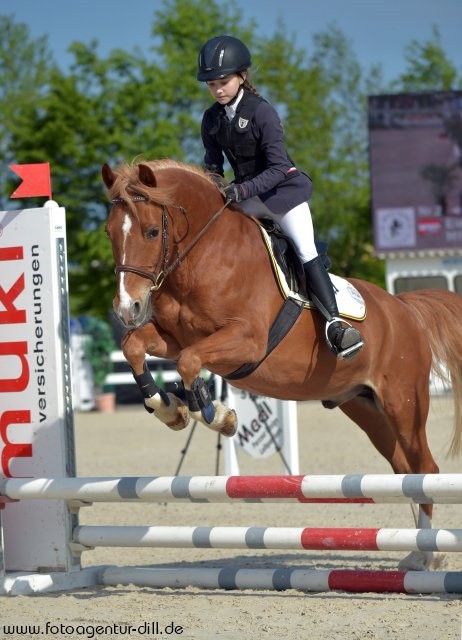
[103,159,462,570]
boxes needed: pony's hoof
[145,392,190,431]
[166,403,190,431]
[215,405,238,437]
[192,403,237,437]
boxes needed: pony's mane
[108,159,215,213]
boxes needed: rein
[112,195,229,291]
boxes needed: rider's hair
[240,72,259,96]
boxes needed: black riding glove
[223,183,244,203]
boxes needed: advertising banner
[226,386,299,474]
[369,90,462,254]
[0,204,76,572]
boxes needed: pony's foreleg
[175,324,266,438]
[177,319,267,436]
[131,361,189,431]
[398,506,433,571]
[121,325,190,431]
[183,375,237,437]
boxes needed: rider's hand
[223,183,245,203]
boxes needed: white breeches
[275,202,318,262]
[240,199,318,263]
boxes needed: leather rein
[111,195,229,291]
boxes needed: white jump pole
[73,524,462,552]
[102,566,462,595]
[2,473,461,503]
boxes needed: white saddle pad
[259,226,366,322]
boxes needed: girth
[225,297,304,380]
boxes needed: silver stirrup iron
[325,317,364,360]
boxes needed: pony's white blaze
[122,213,132,258]
[118,213,133,310]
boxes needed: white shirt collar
[224,89,244,121]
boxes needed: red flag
[9,163,52,200]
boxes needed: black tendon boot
[303,256,364,360]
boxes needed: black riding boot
[303,256,364,359]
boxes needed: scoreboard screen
[368,90,462,254]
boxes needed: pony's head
[103,159,222,327]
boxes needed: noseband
[111,195,228,291]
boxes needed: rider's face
[206,74,244,105]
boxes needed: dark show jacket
[201,89,313,215]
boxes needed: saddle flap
[258,218,331,298]
[256,220,366,322]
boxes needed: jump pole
[73,524,462,552]
[102,566,462,595]
[2,473,462,503]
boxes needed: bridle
[111,195,229,291]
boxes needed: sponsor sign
[0,204,76,572]
[227,386,299,473]
[369,90,462,254]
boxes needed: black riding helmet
[197,35,251,82]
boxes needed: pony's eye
[145,226,159,240]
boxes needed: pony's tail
[399,289,462,456]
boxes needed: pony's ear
[102,163,115,188]
[138,164,157,188]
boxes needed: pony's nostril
[116,297,147,328]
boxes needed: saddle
[226,219,339,381]
[221,191,366,380]
[257,218,331,298]
[254,218,366,322]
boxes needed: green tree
[0,15,53,207]
[395,26,459,91]
[148,0,256,162]
[3,4,460,319]
[255,25,384,281]
[3,0,256,317]
[7,62,116,312]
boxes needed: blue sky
[2,0,461,83]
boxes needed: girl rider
[197,35,363,360]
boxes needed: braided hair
[239,71,259,96]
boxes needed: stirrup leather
[325,317,364,360]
